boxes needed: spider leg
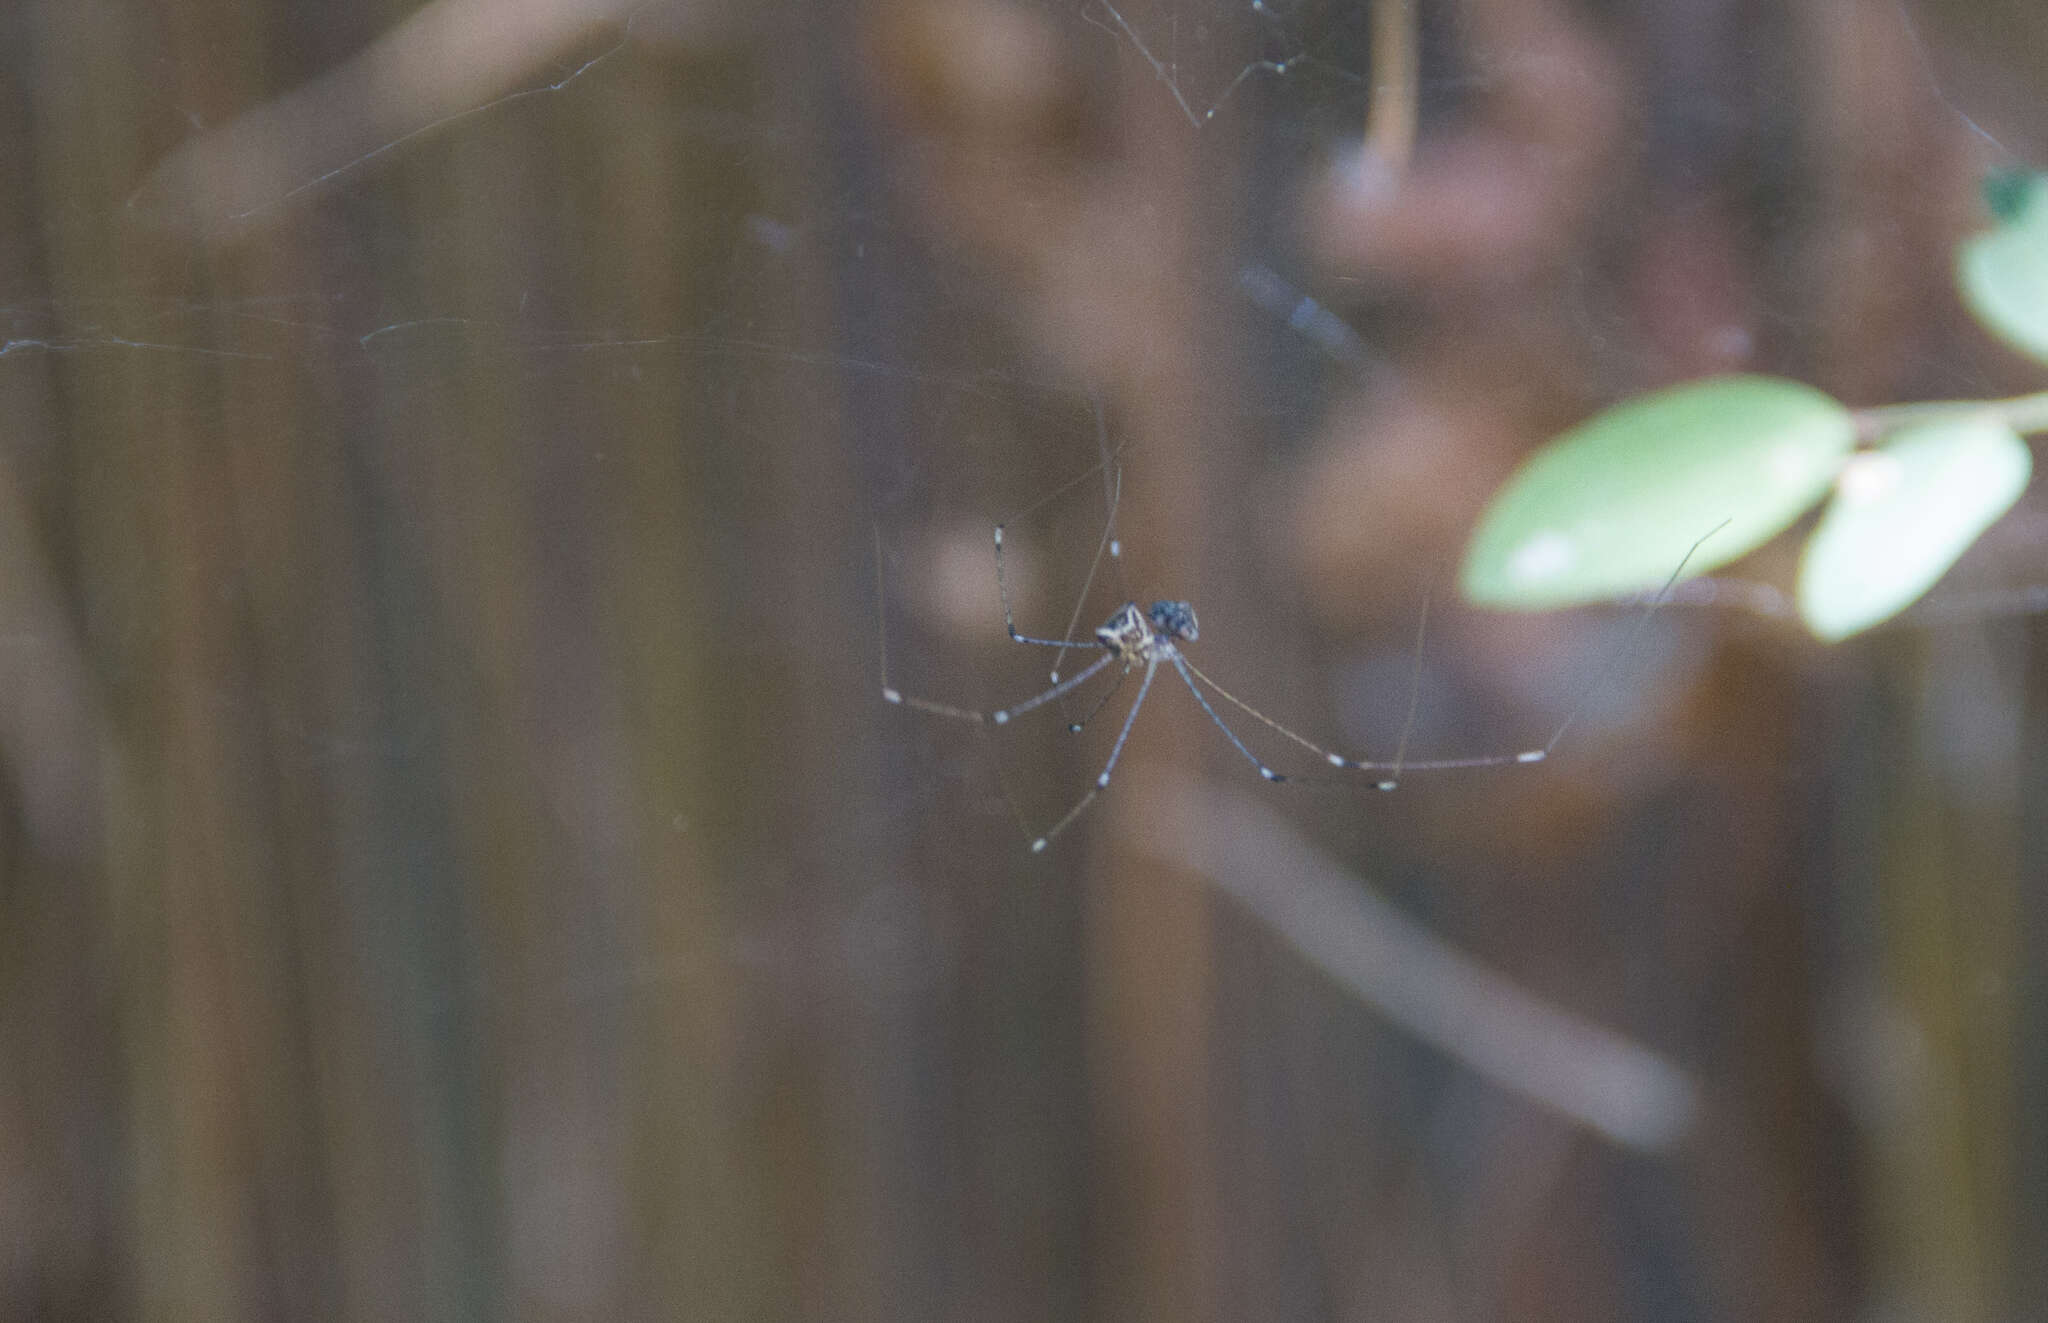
[981,420,1136,665]
[1064,662,1132,734]
[1176,652,1538,788]
[991,651,1118,723]
[1174,654,1402,787]
[1029,655,1157,853]
[877,522,1119,722]
[1168,655,1290,783]
[1092,400,1134,606]
[1045,464,1123,684]
[1331,517,1730,778]
[881,649,1118,725]
[993,525,1100,649]
[1171,518,1730,787]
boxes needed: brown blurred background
[2,0,2046,1318]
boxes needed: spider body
[1095,599,1198,665]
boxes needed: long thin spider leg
[1179,519,1731,785]
[1065,663,1132,734]
[882,648,1115,725]
[1390,582,1428,775]
[1008,633,1102,652]
[1095,400,1133,606]
[993,424,1136,653]
[1338,748,1547,777]
[1030,656,1157,853]
[1177,651,1531,786]
[883,690,993,723]
[1174,653,1404,785]
[1048,465,1123,684]
[1048,404,1130,725]
[1093,654,1156,784]
[993,650,1118,724]
[1534,518,1729,757]
[878,522,1117,721]
[993,524,1099,648]
[877,523,992,721]
[875,524,980,719]
[1169,656,1288,783]
[999,430,1134,528]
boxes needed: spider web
[1079,0,1368,129]
[5,3,2048,1316]
[5,0,2040,756]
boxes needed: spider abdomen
[1146,600,1198,641]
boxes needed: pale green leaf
[1797,418,2031,641]
[1957,171,2048,366]
[1461,375,1855,609]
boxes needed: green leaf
[1460,375,1855,609]
[1797,418,2031,641]
[1982,168,2040,223]
[1957,171,2048,366]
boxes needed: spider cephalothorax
[1093,599,1197,666]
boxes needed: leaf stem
[1852,388,2048,441]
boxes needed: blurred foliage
[0,1,2042,1321]
[1959,170,2048,364]
[1458,375,1854,612]
[1466,167,2048,639]
[1799,418,2031,640]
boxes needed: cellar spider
[877,449,1714,854]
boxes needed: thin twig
[1131,774,1700,1153]
[1851,388,2048,441]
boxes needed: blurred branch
[128,0,649,236]
[0,464,113,866]
[1131,774,1700,1152]
[1853,388,2048,439]
[1365,0,1418,177]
